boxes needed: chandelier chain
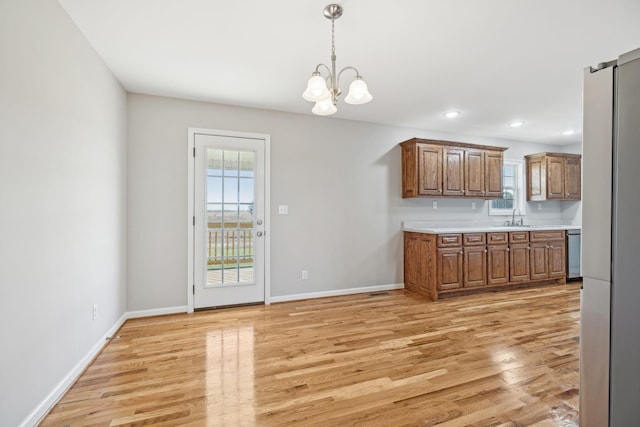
[331,18,336,58]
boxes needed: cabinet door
[564,156,581,200]
[437,247,463,290]
[417,144,443,196]
[509,243,530,282]
[527,157,545,201]
[464,150,485,197]
[484,151,504,198]
[548,239,566,278]
[443,148,465,196]
[546,156,565,200]
[463,246,487,288]
[487,244,509,285]
[529,242,549,280]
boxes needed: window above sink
[488,159,525,217]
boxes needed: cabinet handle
[507,247,510,251]
[549,245,554,249]
[485,249,488,253]
[459,251,463,254]
[439,189,443,193]
[546,245,550,249]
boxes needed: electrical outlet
[93,304,98,321]
[278,205,289,215]
[301,270,308,280]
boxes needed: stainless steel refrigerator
[581,47,640,426]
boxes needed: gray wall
[0,1,127,425]
[127,93,572,310]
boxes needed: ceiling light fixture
[303,4,372,116]
[508,121,525,128]
[443,111,460,118]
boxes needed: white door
[193,132,266,308]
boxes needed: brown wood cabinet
[437,247,464,290]
[525,153,582,201]
[404,229,566,301]
[404,233,437,299]
[401,138,507,199]
[529,230,566,280]
[508,231,530,282]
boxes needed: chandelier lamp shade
[302,4,372,116]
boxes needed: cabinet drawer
[487,232,508,244]
[437,234,462,247]
[509,231,530,243]
[530,230,565,242]
[463,233,486,246]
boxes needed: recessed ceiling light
[508,121,525,128]
[563,130,576,136]
[443,111,460,119]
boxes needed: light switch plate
[278,205,288,215]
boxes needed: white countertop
[403,222,581,234]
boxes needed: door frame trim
[187,128,271,313]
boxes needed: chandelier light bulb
[312,98,337,115]
[303,74,330,102]
[344,77,373,105]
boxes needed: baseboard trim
[270,283,405,303]
[23,313,127,427]
[126,305,188,319]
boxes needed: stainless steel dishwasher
[566,229,581,281]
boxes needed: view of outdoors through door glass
[206,149,255,285]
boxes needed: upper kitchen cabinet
[400,138,507,199]
[525,153,582,201]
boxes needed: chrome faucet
[511,208,523,226]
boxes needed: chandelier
[302,4,373,116]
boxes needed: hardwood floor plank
[41,283,580,426]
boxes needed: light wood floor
[41,283,581,426]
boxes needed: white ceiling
[58,0,640,145]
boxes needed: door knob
[256,219,263,225]
[257,231,263,237]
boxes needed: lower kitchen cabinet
[404,229,567,301]
[437,247,463,290]
[509,243,531,282]
[404,233,437,300]
[464,246,487,287]
[487,244,510,285]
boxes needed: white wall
[0,1,127,425]
[127,93,570,310]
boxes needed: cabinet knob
[439,189,443,193]
[507,247,510,251]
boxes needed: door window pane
[206,149,256,286]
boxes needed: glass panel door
[193,131,265,309]
[206,149,255,286]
